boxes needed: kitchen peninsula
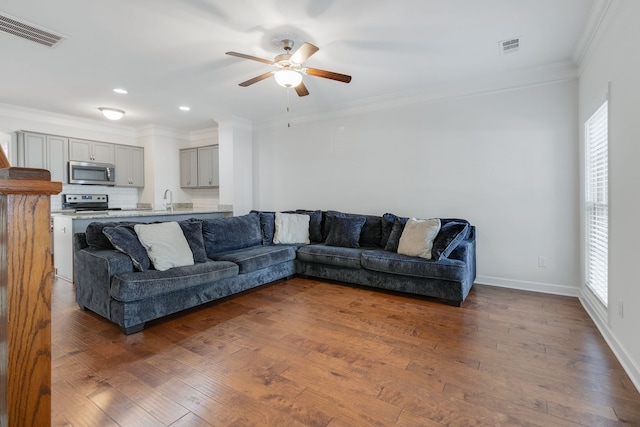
[52,207,233,281]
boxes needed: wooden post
[0,167,61,427]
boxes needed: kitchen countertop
[50,207,232,220]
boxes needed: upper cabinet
[180,148,198,188]
[16,132,68,183]
[115,145,144,187]
[69,138,114,163]
[197,145,219,187]
[17,131,145,188]
[180,145,219,188]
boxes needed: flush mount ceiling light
[113,88,128,94]
[179,106,190,111]
[98,107,125,120]
[274,69,303,88]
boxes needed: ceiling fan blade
[304,67,352,83]
[226,51,274,65]
[290,42,319,64]
[295,81,310,97]
[239,71,274,87]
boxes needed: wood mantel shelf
[0,163,62,427]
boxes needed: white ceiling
[0,0,596,131]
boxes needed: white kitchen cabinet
[115,145,144,187]
[197,145,219,187]
[17,131,68,183]
[180,148,198,188]
[53,215,73,281]
[69,138,115,163]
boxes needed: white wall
[578,0,640,390]
[254,80,580,295]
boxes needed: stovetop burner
[62,194,120,212]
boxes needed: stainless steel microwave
[68,161,116,185]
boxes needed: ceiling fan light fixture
[98,107,125,120]
[274,69,302,88]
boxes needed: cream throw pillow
[134,222,194,271]
[397,217,441,259]
[273,212,310,244]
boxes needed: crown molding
[136,124,189,140]
[573,0,619,72]
[190,127,218,141]
[217,115,253,131]
[255,61,578,130]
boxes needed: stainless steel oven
[68,160,115,185]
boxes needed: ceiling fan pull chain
[287,88,291,127]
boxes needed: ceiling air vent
[499,37,520,55]
[0,13,64,47]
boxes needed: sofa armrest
[73,232,88,252]
[74,248,134,320]
[448,226,476,282]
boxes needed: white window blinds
[585,100,608,306]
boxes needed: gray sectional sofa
[73,210,476,334]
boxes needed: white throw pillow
[273,212,310,244]
[134,222,194,271]
[397,217,442,259]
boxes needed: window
[585,100,608,306]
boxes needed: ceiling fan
[226,39,352,97]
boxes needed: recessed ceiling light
[113,88,128,94]
[179,106,190,111]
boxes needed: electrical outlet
[538,256,548,268]
[618,299,624,318]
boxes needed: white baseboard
[579,289,640,393]
[474,275,640,393]
[475,275,580,297]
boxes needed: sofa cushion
[296,244,364,269]
[273,212,310,244]
[323,211,382,248]
[110,260,239,302]
[325,215,366,248]
[178,219,208,263]
[134,222,194,271]
[384,217,409,252]
[397,218,441,260]
[361,250,467,282]
[103,225,152,271]
[210,245,297,274]
[202,213,262,255]
[255,211,276,245]
[432,221,470,260]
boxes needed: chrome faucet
[163,189,173,212]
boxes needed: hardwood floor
[51,277,640,426]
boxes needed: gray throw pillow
[431,222,470,260]
[325,215,366,248]
[384,217,409,252]
[380,213,399,248]
[178,220,208,263]
[102,225,152,271]
[296,209,323,243]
